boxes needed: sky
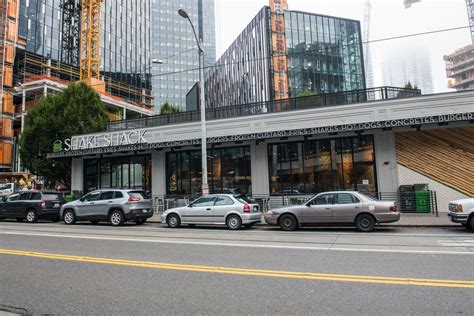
[214,0,471,93]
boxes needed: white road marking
[2,231,473,256]
[438,239,474,247]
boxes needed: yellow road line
[1,249,473,289]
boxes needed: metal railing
[107,86,421,131]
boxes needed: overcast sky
[214,0,471,92]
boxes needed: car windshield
[128,191,149,200]
[43,193,63,201]
[359,192,378,201]
[234,195,255,204]
[0,184,12,190]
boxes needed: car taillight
[243,204,250,213]
[128,197,140,202]
[40,200,46,208]
[389,205,397,212]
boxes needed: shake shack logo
[53,140,63,153]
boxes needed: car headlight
[456,204,463,213]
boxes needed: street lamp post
[178,8,209,196]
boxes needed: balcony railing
[107,86,422,132]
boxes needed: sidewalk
[149,212,457,227]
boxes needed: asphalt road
[0,221,473,315]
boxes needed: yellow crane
[80,0,102,80]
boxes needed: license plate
[53,203,60,208]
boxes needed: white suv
[448,198,474,230]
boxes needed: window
[99,191,115,200]
[82,192,101,202]
[114,191,124,199]
[19,192,30,200]
[191,196,216,207]
[310,194,334,205]
[336,193,359,204]
[7,193,20,202]
[215,196,234,206]
[30,192,42,200]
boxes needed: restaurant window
[166,146,251,197]
[84,155,151,193]
[268,135,376,195]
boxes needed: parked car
[60,189,153,226]
[264,191,400,232]
[0,183,19,197]
[447,198,474,230]
[161,194,261,230]
[0,191,66,223]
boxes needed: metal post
[199,48,208,196]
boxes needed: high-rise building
[0,0,153,173]
[381,43,434,94]
[204,6,366,108]
[444,44,474,91]
[151,0,216,110]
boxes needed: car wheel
[16,218,24,222]
[226,214,242,230]
[90,220,99,225]
[63,210,77,225]
[25,209,38,223]
[356,214,376,232]
[135,218,146,225]
[468,216,474,231]
[166,214,181,228]
[279,214,298,231]
[109,210,124,226]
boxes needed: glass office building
[17,0,152,102]
[151,0,216,110]
[205,7,365,108]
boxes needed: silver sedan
[161,194,261,230]
[264,191,400,232]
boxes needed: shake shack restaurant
[47,89,474,202]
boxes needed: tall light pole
[178,8,209,196]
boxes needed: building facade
[204,6,366,108]
[151,0,216,110]
[51,89,474,213]
[0,0,153,173]
[444,44,474,91]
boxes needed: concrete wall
[71,157,84,194]
[152,151,166,198]
[374,130,399,193]
[250,142,270,197]
[398,164,470,213]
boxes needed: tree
[20,82,109,187]
[404,81,418,90]
[159,102,182,114]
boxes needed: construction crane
[467,0,474,43]
[80,0,102,80]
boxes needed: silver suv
[60,189,153,226]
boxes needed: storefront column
[152,151,166,198]
[373,130,399,193]
[250,142,270,197]
[71,157,84,195]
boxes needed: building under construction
[0,0,153,173]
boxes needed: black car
[0,191,66,223]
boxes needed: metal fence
[152,190,438,217]
[108,86,421,132]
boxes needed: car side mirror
[79,197,85,202]
[1,197,5,202]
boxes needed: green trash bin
[65,195,73,203]
[414,184,431,213]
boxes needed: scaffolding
[0,0,7,116]
[61,0,82,66]
[270,0,289,100]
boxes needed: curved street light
[178,8,208,196]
